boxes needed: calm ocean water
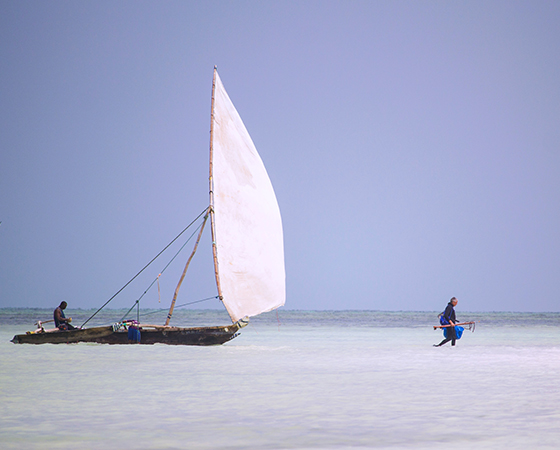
[1,309,559,449]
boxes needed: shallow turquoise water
[1,310,559,449]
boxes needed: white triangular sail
[210,70,285,323]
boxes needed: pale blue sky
[1,1,559,312]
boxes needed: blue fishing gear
[443,326,464,339]
[438,312,449,326]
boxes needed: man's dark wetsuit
[436,301,457,346]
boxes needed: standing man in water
[54,301,75,330]
[434,297,458,347]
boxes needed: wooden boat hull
[11,324,241,346]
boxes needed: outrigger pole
[165,211,209,326]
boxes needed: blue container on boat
[128,326,141,343]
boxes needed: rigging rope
[132,295,220,319]
[118,219,207,322]
[81,207,209,328]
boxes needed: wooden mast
[165,67,224,327]
[208,66,225,306]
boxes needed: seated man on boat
[54,301,75,331]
